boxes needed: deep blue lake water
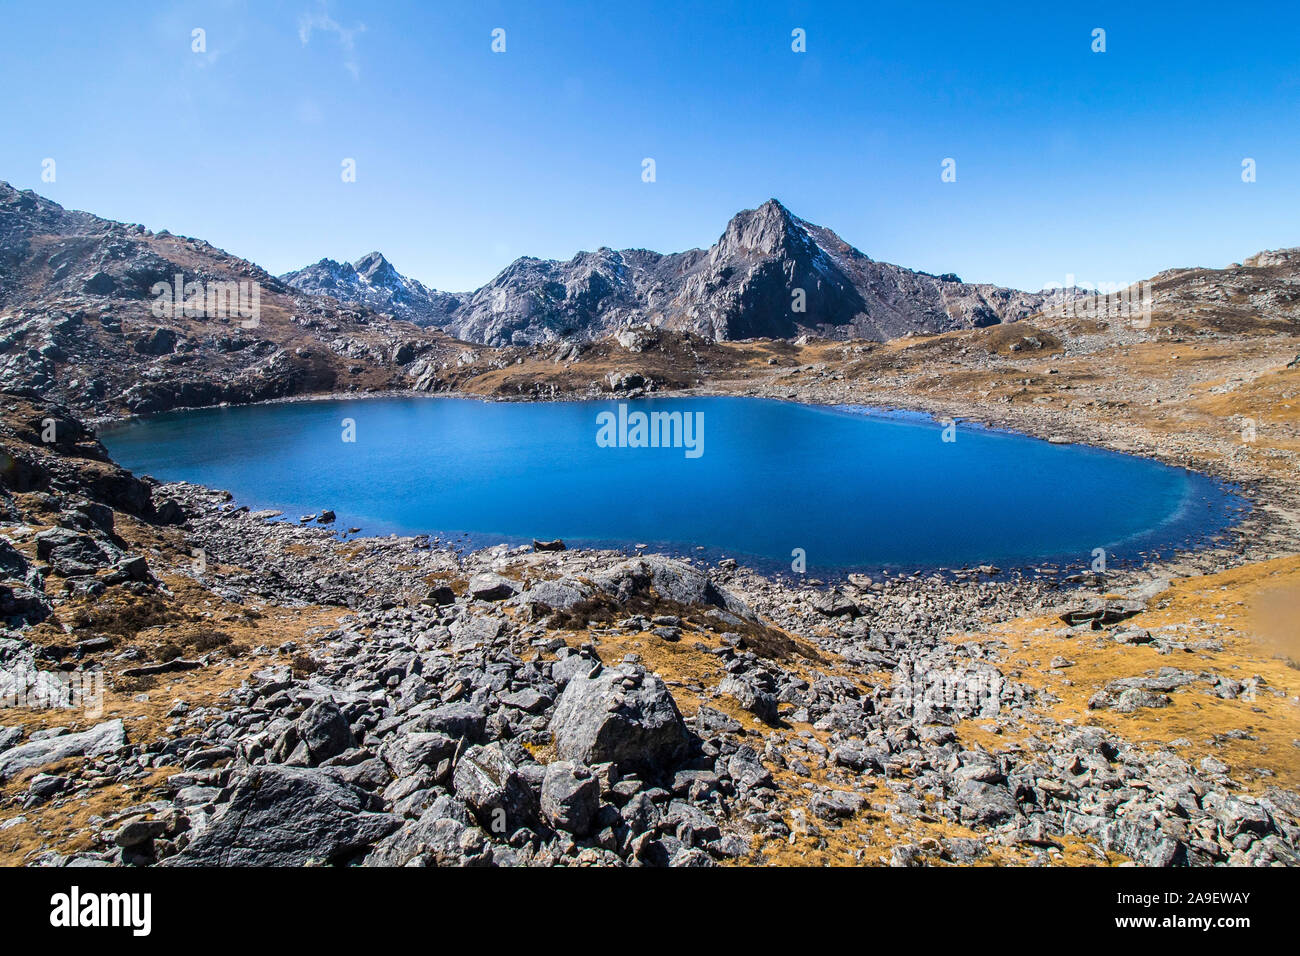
[99,396,1245,574]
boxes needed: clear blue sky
[2,1,1297,293]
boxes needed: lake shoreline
[89,380,1292,591]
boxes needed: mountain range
[281,200,1064,346]
[3,178,1298,420]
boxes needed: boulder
[592,556,753,619]
[810,790,866,821]
[467,572,520,601]
[412,702,487,741]
[168,766,400,866]
[954,780,1017,826]
[549,664,688,773]
[521,578,591,610]
[294,699,355,764]
[718,675,779,724]
[378,732,456,778]
[364,799,487,867]
[808,590,860,618]
[540,760,600,836]
[0,539,29,579]
[34,527,116,575]
[1059,597,1145,628]
[452,744,536,834]
[0,718,126,780]
[103,554,151,585]
[154,498,186,524]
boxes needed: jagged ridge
[283,200,1065,346]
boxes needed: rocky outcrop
[0,719,125,781]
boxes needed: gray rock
[1114,688,1171,713]
[810,790,866,820]
[103,554,151,584]
[378,732,456,778]
[549,665,689,773]
[168,765,400,866]
[452,743,536,835]
[521,578,591,610]
[1113,628,1152,645]
[620,791,662,835]
[551,652,601,688]
[294,699,355,764]
[364,810,481,867]
[718,675,778,724]
[499,688,551,713]
[726,749,773,790]
[955,780,1017,826]
[34,527,116,576]
[540,760,600,836]
[449,615,502,648]
[0,718,125,780]
[114,819,168,848]
[414,702,487,741]
[593,556,753,619]
[1217,798,1271,838]
[25,773,68,804]
[467,573,520,601]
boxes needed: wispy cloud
[298,4,365,80]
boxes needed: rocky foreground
[1,395,1297,867]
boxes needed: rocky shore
[1,394,1297,867]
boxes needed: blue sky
[2,1,1297,293]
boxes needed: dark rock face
[0,396,162,521]
[0,538,26,578]
[548,664,689,774]
[35,527,117,576]
[168,766,400,866]
[285,200,1062,346]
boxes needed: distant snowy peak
[280,253,460,326]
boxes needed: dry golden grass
[0,769,176,865]
[958,557,1300,792]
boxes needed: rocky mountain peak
[309,257,358,280]
[280,197,1082,346]
[353,251,400,286]
[714,198,813,261]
